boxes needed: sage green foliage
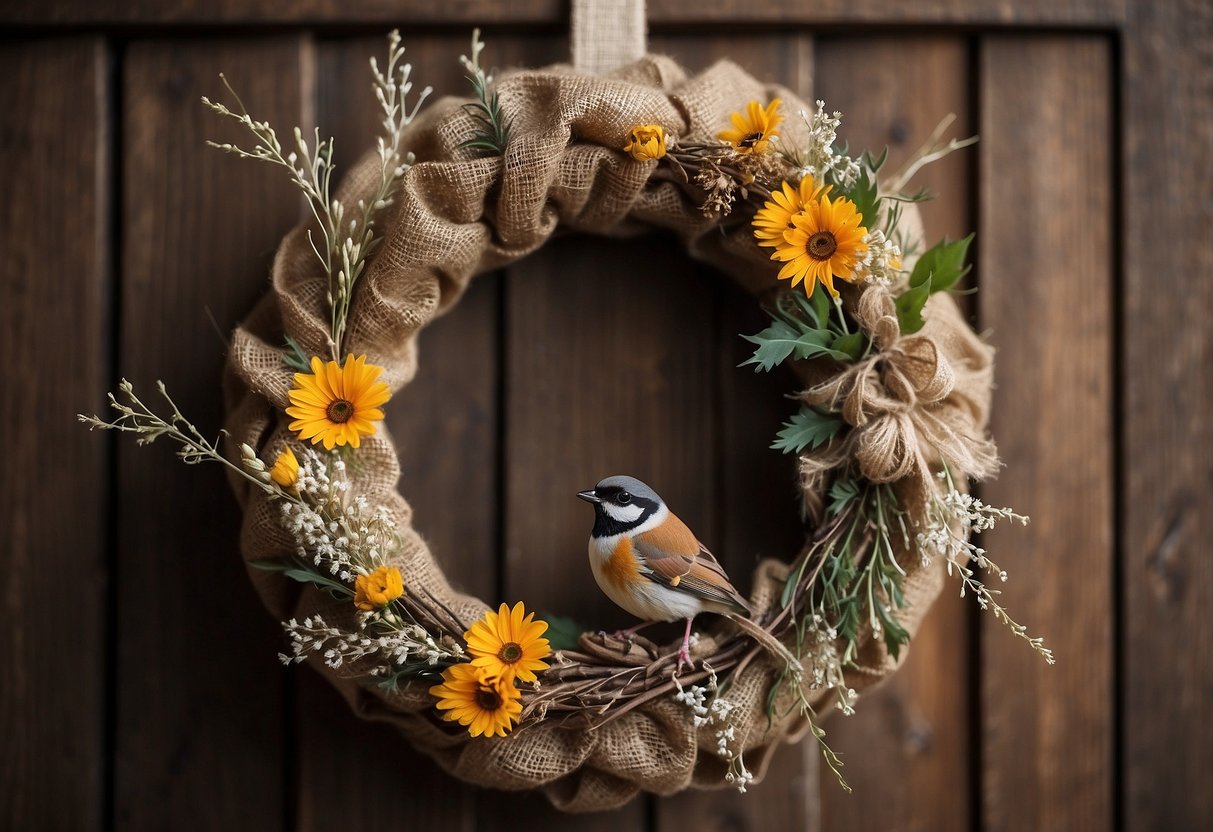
[251,557,353,599]
[846,148,884,227]
[772,406,845,454]
[458,29,510,156]
[282,335,312,372]
[787,478,913,662]
[742,287,866,455]
[895,233,974,334]
[741,286,868,373]
[460,71,510,155]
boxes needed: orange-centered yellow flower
[268,447,299,488]
[770,192,868,298]
[623,124,667,161]
[753,176,829,249]
[353,565,405,611]
[286,354,390,450]
[429,663,522,738]
[719,98,783,154]
[464,602,551,684]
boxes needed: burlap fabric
[222,55,995,811]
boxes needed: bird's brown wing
[634,515,752,616]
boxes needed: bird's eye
[616,491,632,504]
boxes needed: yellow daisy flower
[429,663,522,738]
[268,447,299,488]
[719,98,783,154]
[753,176,829,249]
[623,124,667,161]
[285,354,390,450]
[770,192,868,298]
[353,565,405,611]
[465,602,551,684]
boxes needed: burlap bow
[799,286,999,516]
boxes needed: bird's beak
[576,489,603,504]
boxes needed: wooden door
[2,2,1209,831]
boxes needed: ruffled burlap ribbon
[798,286,998,518]
[223,55,996,812]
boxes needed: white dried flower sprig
[918,468,1055,664]
[803,615,858,716]
[278,448,399,580]
[202,29,430,360]
[279,614,464,674]
[854,228,904,287]
[673,668,754,793]
[790,100,860,189]
[79,380,287,498]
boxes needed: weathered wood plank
[0,37,108,832]
[649,32,817,832]
[501,230,714,828]
[813,35,974,832]
[978,35,1113,832]
[1123,1,1213,828]
[0,0,1125,27]
[116,38,307,829]
[295,34,499,831]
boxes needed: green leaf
[740,320,802,371]
[742,321,854,371]
[847,164,880,231]
[909,232,974,293]
[250,558,353,598]
[863,146,889,174]
[780,556,811,610]
[540,613,584,652]
[827,478,861,516]
[810,282,832,331]
[895,273,932,335]
[282,335,311,373]
[830,331,866,361]
[877,603,910,661]
[772,406,846,455]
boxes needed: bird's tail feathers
[726,613,803,675]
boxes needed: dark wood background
[2,1,1210,830]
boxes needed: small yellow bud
[623,124,667,161]
[269,447,299,488]
[354,566,405,611]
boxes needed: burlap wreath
[222,55,994,811]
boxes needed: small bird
[577,475,755,670]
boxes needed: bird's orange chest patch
[603,536,641,587]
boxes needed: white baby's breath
[793,100,860,188]
[918,468,1053,664]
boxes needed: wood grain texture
[115,39,307,830]
[978,36,1113,832]
[500,231,714,828]
[649,32,817,832]
[0,0,1125,26]
[295,35,501,832]
[1122,1,1213,828]
[813,36,974,832]
[0,37,108,832]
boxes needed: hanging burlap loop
[223,54,997,812]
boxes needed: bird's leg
[601,621,655,641]
[676,617,695,671]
